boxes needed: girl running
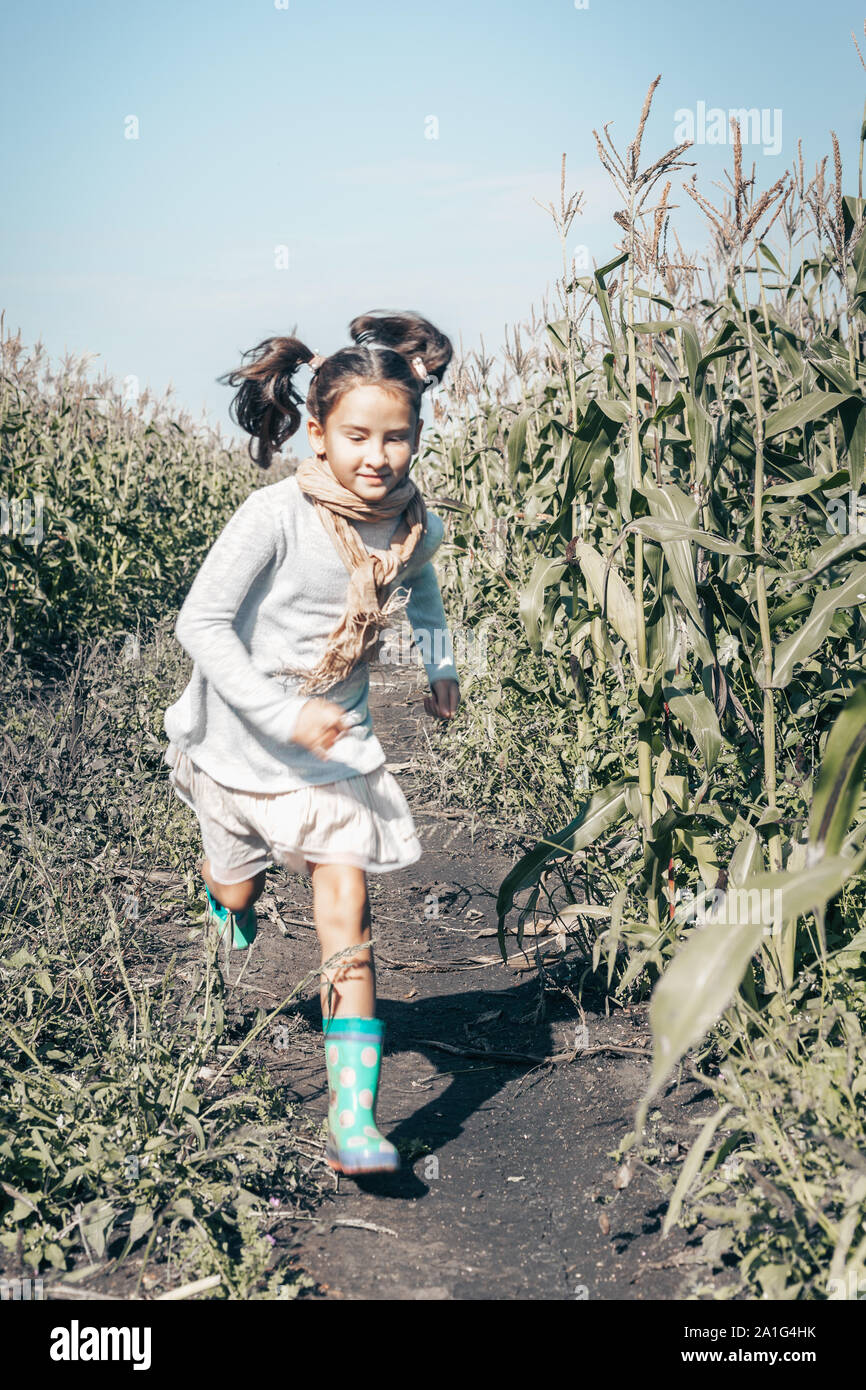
[163,311,460,1175]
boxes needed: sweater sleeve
[173,494,309,745]
[402,560,459,687]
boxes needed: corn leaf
[808,682,866,856]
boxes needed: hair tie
[356,330,436,389]
[410,353,437,391]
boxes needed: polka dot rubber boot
[322,1017,401,1175]
[204,884,257,951]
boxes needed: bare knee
[207,869,265,914]
[311,864,369,927]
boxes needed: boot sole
[325,1141,400,1175]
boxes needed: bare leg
[200,857,267,914]
[307,860,375,1021]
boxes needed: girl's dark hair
[218,310,453,469]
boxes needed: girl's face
[307,384,422,501]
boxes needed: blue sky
[1,0,864,444]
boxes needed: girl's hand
[291,698,352,759]
[424,679,460,720]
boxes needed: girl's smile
[307,383,423,499]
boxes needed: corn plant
[421,56,866,1113]
[0,319,273,658]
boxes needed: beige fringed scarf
[278,455,428,694]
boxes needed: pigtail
[218,336,314,469]
[348,310,453,389]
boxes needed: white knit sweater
[163,473,458,791]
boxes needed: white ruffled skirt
[165,742,422,883]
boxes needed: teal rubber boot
[322,1017,400,1174]
[204,883,257,950]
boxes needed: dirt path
[217,663,731,1300]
